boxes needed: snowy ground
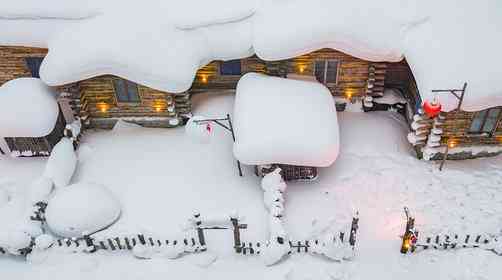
[1,92,502,279]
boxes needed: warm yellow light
[448,140,456,148]
[155,106,162,112]
[201,75,208,83]
[299,65,306,73]
[97,103,109,113]
[403,240,411,250]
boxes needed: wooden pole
[456,82,468,111]
[226,114,243,177]
[231,217,242,253]
[439,143,449,171]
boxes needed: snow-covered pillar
[422,113,446,160]
[260,168,291,265]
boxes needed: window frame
[313,59,339,85]
[219,60,242,76]
[468,107,502,136]
[113,78,141,104]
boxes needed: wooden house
[1,45,501,159]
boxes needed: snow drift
[233,73,339,167]
[1,0,502,111]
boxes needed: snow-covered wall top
[0,78,59,137]
[1,0,502,112]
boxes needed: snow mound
[43,138,77,189]
[0,230,32,255]
[45,183,121,237]
[233,73,339,167]
[27,176,54,203]
[34,234,54,250]
[0,78,59,137]
[0,188,10,207]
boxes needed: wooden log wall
[191,49,373,98]
[286,49,372,98]
[191,55,266,92]
[79,75,188,129]
[0,46,47,85]
[441,110,502,146]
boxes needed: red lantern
[423,98,442,118]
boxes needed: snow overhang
[1,0,502,111]
[0,78,59,138]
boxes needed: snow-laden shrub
[43,138,77,189]
[45,183,121,237]
[0,230,32,255]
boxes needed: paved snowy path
[1,93,501,279]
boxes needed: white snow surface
[45,183,121,237]
[43,138,77,189]
[233,73,339,167]
[2,1,502,111]
[1,92,502,279]
[0,78,59,137]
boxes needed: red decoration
[206,123,212,133]
[423,98,442,118]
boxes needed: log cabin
[0,45,501,160]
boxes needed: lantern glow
[201,74,208,83]
[448,139,456,149]
[153,99,166,112]
[298,65,306,73]
[97,102,109,113]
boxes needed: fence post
[193,212,207,252]
[231,217,242,253]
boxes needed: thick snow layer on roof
[39,9,254,93]
[1,0,98,20]
[403,1,502,112]
[233,73,339,167]
[253,0,410,62]
[2,0,502,111]
[0,78,59,137]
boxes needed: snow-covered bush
[45,183,121,237]
[43,138,77,188]
[0,230,32,255]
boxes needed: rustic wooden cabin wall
[191,49,376,99]
[191,56,266,92]
[79,75,190,129]
[286,49,375,98]
[0,46,47,85]
[442,110,502,146]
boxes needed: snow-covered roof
[1,1,502,111]
[0,78,59,137]
[233,73,339,167]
